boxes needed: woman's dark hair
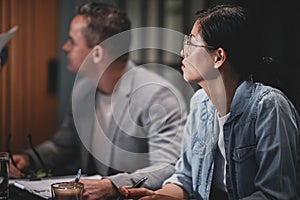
[195,5,283,88]
[77,2,131,61]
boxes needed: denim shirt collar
[227,79,255,123]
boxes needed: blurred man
[10,2,188,199]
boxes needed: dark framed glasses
[181,34,216,58]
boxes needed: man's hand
[79,178,118,200]
[9,154,30,178]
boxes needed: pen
[130,176,148,188]
[13,182,25,190]
[74,168,81,187]
[117,177,148,200]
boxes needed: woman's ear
[92,45,104,64]
[213,48,226,69]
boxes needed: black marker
[130,176,148,188]
[117,177,149,200]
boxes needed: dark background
[57,0,300,122]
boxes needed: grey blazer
[26,60,188,189]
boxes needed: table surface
[9,185,46,200]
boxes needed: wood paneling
[0,0,58,152]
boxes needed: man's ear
[92,45,104,64]
[213,48,226,69]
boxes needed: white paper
[10,174,102,199]
[0,26,18,51]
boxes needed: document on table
[10,174,102,199]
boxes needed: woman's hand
[118,185,184,200]
[119,186,155,199]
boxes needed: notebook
[10,174,102,199]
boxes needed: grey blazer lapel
[103,62,136,168]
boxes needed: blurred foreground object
[0,26,18,68]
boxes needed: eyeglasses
[181,34,216,58]
[7,132,52,180]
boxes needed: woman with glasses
[118,4,300,200]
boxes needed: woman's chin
[183,74,190,82]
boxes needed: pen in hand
[74,168,81,187]
[117,176,148,200]
[130,176,148,188]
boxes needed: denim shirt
[165,80,300,200]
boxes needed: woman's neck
[200,69,240,117]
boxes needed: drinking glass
[0,152,9,199]
[51,182,84,200]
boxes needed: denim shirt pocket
[232,145,256,162]
[232,145,258,197]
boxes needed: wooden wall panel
[0,0,12,150]
[0,0,58,152]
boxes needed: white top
[96,91,112,132]
[91,91,112,171]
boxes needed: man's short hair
[77,2,131,61]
